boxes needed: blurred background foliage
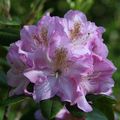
[0,0,120,119]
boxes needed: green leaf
[86,94,116,104]
[66,103,85,118]
[67,0,94,13]
[76,0,94,13]
[0,19,20,26]
[18,98,38,120]
[0,46,8,57]
[0,28,20,46]
[39,96,64,120]
[0,58,9,72]
[86,94,116,120]
[0,95,26,106]
[86,108,108,120]
[0,107,5,120]
[0,0,11,19]
[20,107,36,120]
[0,27,20,34]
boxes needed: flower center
[70,22,80,40]
[32,27,48,47]
[40,27,48,46]
[32,33,41,45]
[53,48,69,76]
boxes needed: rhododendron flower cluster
[7,10,116,112]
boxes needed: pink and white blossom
[7,10,116,112]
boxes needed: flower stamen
[54,48,68,73]
[32,27,48,46]
[40,27,48,46]
[55,69,62,78]
[70,22,80,40]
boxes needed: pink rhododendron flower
[59,10,108,58]
[7,10,116,112]
[7,42,30,96]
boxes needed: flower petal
[7,69,29,96]
[33,76,58,101]
[77,94,92,112]
[58,76,80,104]
[24,70,48,84]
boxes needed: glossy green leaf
[39,97,64,119]
[86,94,116,104]
[86,108,108,120]
[86,94,116,120]
[66,103,85,118]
